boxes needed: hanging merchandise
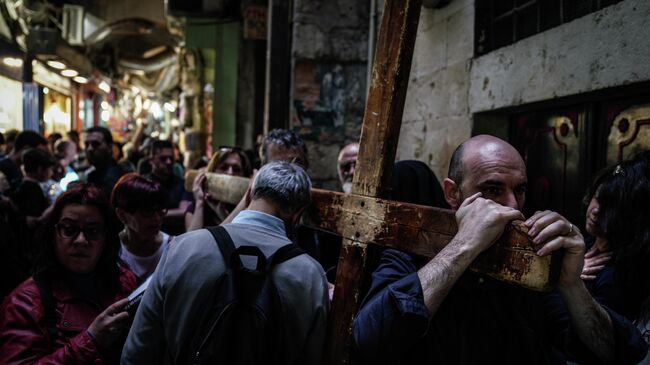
[0,75,23,132]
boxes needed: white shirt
[120,232,171,282]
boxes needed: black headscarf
[389,160,449,209]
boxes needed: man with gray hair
[259,128,309,169]
[122,161,329,364]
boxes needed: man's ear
[292,204,308,225]
[443,178,461,210]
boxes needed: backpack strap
[208,226,304,269]
[33,275,58,338]
[207,226,237,268]
[268,244,305,268]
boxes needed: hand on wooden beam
[185,170,561,292]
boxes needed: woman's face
[121,207,165,238]
[55,204,106,274]
[216,153,243,176]
[585,195,602,237]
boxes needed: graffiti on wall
[292,60,366,143]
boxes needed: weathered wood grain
[185,170,560,291]
[352,0,423,198]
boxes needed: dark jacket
[0,266,137,364]
[352,249,648,365]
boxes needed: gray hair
[260,129,308,165]
[251,161,311,214]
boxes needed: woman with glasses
[185,147,252,231]
[0,184,137,364]
[112,173,171,284]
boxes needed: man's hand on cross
[525,210,586,290]
[455,192,525,257]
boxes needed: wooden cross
[186,0,560,363]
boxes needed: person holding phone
[0,184,137,364]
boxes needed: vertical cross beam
[324,1,423,364]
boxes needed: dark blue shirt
[352,249,647,365]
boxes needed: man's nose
[501,192,519,210]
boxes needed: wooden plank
[324,241,369,365]
[184,170,249,204]
[185,170,561,291]
[352,0,423,198]
[264,0,291,132]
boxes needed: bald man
[352,135,646,365]
[337,143,359,193]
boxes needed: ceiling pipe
[118,50,176,73]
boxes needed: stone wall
[290,0,369,190]
[396,0,650,182]
[396,0,474,182]
[469,0,650,113]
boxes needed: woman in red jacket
[0,184,137,364]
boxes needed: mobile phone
[123,276,152,316]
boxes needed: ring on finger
[567,223,574,235]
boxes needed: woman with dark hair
[0,184,137,364]
[579,164,616,281]
[592,151,650,323]
[112,173,171,283]
[389,160,449,208]
[185,147,252,231]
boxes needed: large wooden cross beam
[186,0,560,363]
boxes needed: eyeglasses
[339,160,356,173]
[55,222,105,241]
[137,207,168,218]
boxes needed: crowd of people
[0,126,649,365]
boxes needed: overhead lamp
[101,101,110,110]
[143,45,166,59]
[46,60,66,69]
[98,81,110,93]
[164,102,176,112]
[43,87,49,94]
[73,76,88,84]
[61,69,79,77]
[101,110,110,122]
[3,57,23,67]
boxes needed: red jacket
[0,267,137,365]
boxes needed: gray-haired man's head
[259,129,309,170]
[251,161,311,216]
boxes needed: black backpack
[189,226,305,365]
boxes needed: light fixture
[61,69,79,77]
[43,87,49,94]
[143,45,166,59]
[46,60,66,69]
[101,110,110,122]
[164,102,176,112]
[73,76,88,84]
[98,81,110,93]
[101,101,110,110]
[2,57,23,67]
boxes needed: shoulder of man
[223,223,327,284]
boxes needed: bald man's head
[444,135,527,210]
